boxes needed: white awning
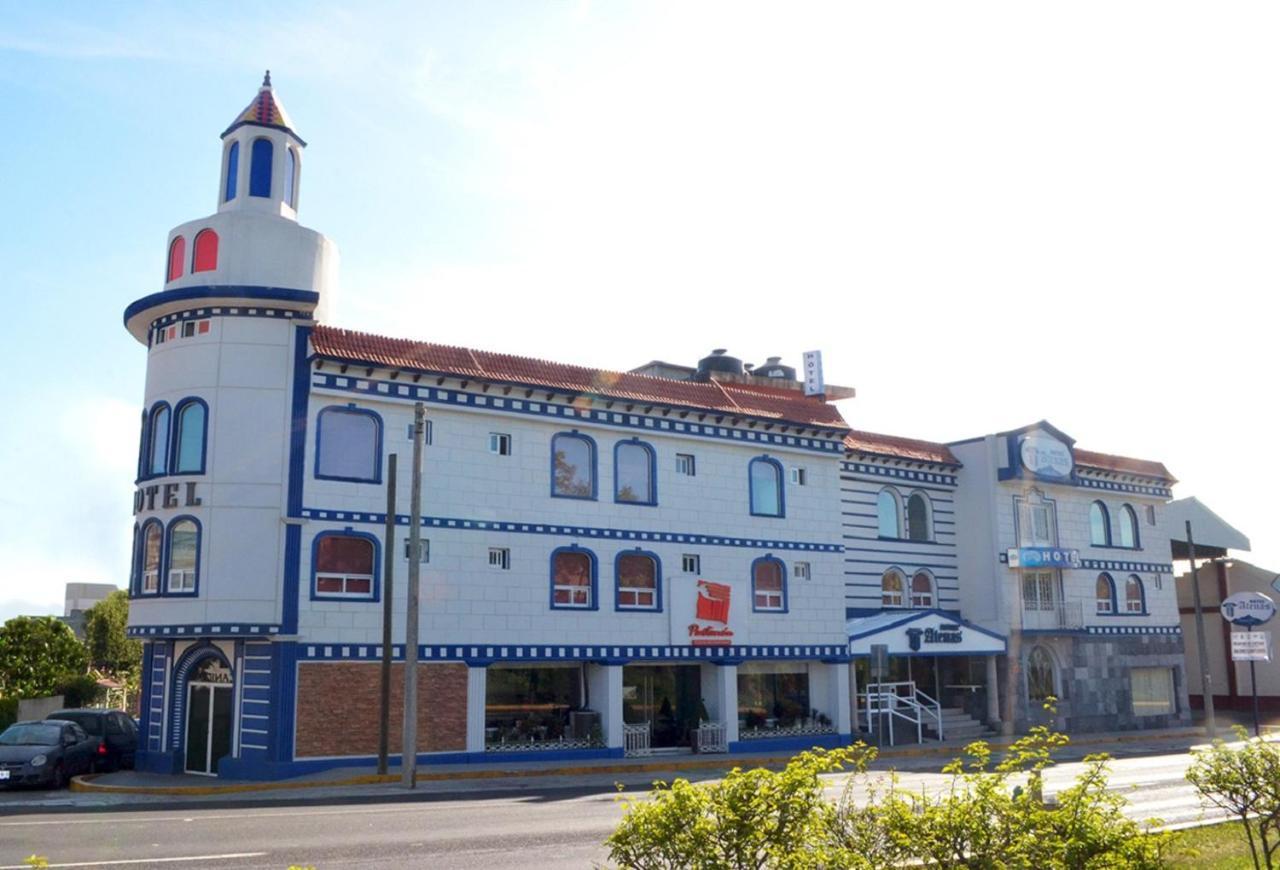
[1166,497,1251,553]
[846,610,1006,657]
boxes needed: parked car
[0,720,97,788]
[47,709,138,772]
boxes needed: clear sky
[1,1,1276,618]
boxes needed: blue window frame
[877,488,901,538]
[164,516,201,597]
[311,530,380,601]
[128,523,139,597]
[284,147,297,208]
[615,549,661,611]
[551,432,596,500]
[136,409,148,481]
[1118,505,1140,549]
[1090,501,1111,547]
[614,439,656,506]
[224,141,239,202]
[1095,573,1117,614]
[146,402,171,478]
[906,492,932,542]
[748,456,784,518]
[137,519,163,595]
[249,138,273,198]
[172,398,208,475]
[315,405,383,483]
[752,555,787,612]
[1124,575,1146,614]
[550,546,597,610]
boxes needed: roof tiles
[843,430,959,465]
[1074,448,1176,483]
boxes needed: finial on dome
[262,69,272,88]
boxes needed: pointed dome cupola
[218,71,307,219]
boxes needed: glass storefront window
[737,666,813,731]
[1131,667,1174,716]
[484,666,582,744]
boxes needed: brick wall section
[295,662,468,757]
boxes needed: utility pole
[402,403,425,788]
[1186,520,1216,740]
[377,453,397,775]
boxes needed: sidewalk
[0,723,1215,814]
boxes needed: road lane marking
[0,853,267,869]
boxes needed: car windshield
[49,713,102,735]
[0,724,61,746]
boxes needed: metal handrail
[860,681,944,745]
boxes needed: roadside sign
[1232,631,1272,662]
[1221,592,1277,627]
[870,644,889,680]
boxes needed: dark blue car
[0,720,97,788]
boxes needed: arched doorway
[181,652,234,775]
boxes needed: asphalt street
[0,749,1230,869]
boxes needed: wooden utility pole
[1185,520,1216,740]
[402,403,425,788]
[377,454,397,775]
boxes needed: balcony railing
[1020,600,1084,631]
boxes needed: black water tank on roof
[695,348,744,380]
[754,356,797,381]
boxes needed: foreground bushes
[607,714,1165,869]
[1186,728,1280,870]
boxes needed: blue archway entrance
[173,647,235,775]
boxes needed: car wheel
[51,764,66,790]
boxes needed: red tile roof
[843,430,959,465]
[310,326,850,429]
[1074,449,1176,483]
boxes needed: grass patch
[1164,820,1261,868]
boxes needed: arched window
[192,229,218,273]
[166,518,199,594]
[881,569,906,608]
[172,399,207,474]
[877,489,901,538]
[614,440,656,505]
[906,492,932,542]
[316,406,382,483]
[1125,575,1145,613]
[551,547,596,609]
[1089,501,1111,547]
[616,551,659,611]
[910,571,934,608]
[1118,505,1139,548]
[147,403,170,477]
[749,456,784,517]
[136,409,148,481]
[1027,646,1057,702]
[139,520,163,595]
[224,141,239,202]
[284,147,297,208]
[250,138,273,198]
[752,556,786,612]
[552,432,596,499]
[313,533,377,599]
[167,236,185,282]
[1095,573,1116,614]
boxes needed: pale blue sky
[1,1,1276,617]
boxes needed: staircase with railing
[858,681,944,746]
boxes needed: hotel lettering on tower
[125,79,1191,778]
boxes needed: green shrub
[56,674,105,708]
[0,696,18,731]
[1187,727,1280,869]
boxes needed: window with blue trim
[136,409,148,480]
[615,440,655,505]
[906,492,931,542]
[166,519,199,594]
[314,534,376,599]
[284,147,297,208]
[752,557,786,611]
[749,457,783,517]
[316,406,382,482]
[551,548,595,609]
[877,488,902,538]
[910,571,934,608]
[1096,573,1116,614]
[882,569,905,608]
[249,138,273,198]
[224,141,239,202]
[1124,575,1145,613]
[139,521,162,595]
[147,404,170,477]
[172,399,206,474]
[552,433,595,499]
[1118,505,1139,548]
[1090,501,1111,547]
[616,552,659,610]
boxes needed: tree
[0,616,87,698]
[84,590,142,680]
[1186,728,1280,869]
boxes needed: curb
[69,726,1207,797]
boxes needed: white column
[985,656,1001,728]
[849,660,860,733]
[829,663,852,735]
[465,666,487,753]
[700,663,739,743]
[587,664,624,749]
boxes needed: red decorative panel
[192,230,219,273]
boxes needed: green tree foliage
[0,616,87,699]
[1186,728,1280,869]
[84,590,142,681]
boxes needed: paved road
[0,749,1225,869]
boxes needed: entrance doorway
[185,683,233,775]
[622,665,702,749]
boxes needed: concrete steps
[925,708,997,743]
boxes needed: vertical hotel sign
[803,350,824,397]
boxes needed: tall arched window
[877,489,901,538]
[881,569,906,608]
[284,147,297,208]
[313,532,377,599]
[1118,505,1139,548]
[250,138,273,198]
[224,141,239,202]
[552,432,596,499]
[906,492,932,542]
[910,571,934,608]
[136,409,148,481]
[616,551,659,611]
[147,403,170,477]
[166,518,199,594]
[1089,501,1111,547]
[1095,573,1116,614]
[1125,575,1145,613]
[1027,646,1056,702]
[192,229,219,273]
[752,556,786,612]
[551,547,596,609]
[172,399,207,474]
[139,520,163,595]
[166,236,185,282]
[615,440,656,505]
[749,456,784,517]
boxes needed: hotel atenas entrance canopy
[847,610,1007,657]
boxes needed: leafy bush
[0,696,18,731]
[56,674,105,709]
[1186,728,1280,869]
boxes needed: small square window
[403,538,430,562]
[405,420,434,445]
[181,321,196,338]
[676,454,696,476]
[790,468,807,486]
[489,547,510,570]
[197,320,210,334]
[794,561,811,580]
[489,433,512,455]
[154,328,166,345]
[681,554,700,574]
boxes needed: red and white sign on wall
[671,578,747,647]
